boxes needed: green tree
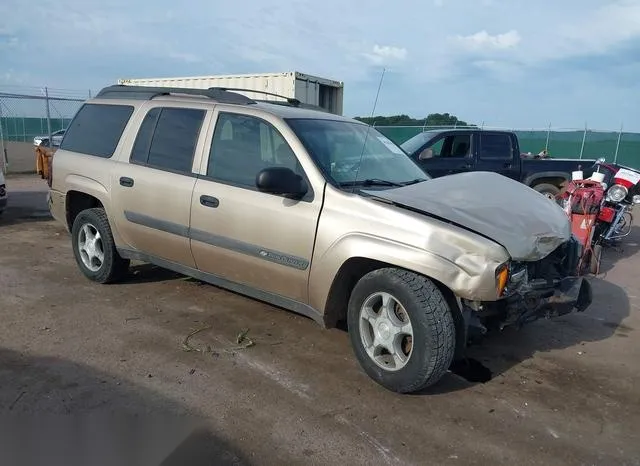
[354,113,472,127]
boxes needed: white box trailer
[117,71,344,115]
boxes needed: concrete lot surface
[1,175,639,465]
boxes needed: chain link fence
[1,85,638,173]
[0,86,91,174]
[375,125,640,169]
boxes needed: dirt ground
[1,174,639,465]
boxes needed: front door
[110,104,210,267]
[189,108,323,303]
[415,132,475,178]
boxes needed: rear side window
[479,133,513,160]
[130,108,160,164]
[60,103,134,158]
[130,107,205,173]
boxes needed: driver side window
[427,138,445,157]
[206,112,305,189]
[422,134,471,159]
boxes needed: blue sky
[1,0,639,131]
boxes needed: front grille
[526,238,579,280]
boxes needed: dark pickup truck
[400,129,596,198]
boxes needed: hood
[363,171,571,261]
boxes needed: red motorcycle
[590,159,640,251]
[558,158,640,274]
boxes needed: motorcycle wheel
[589,244,602,275]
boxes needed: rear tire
[347,268,456,394]
[533,183,561,201]
[71,207,129,284]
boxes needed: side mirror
[256,167,308,199]
[597,157,606,164]
[418,148,433,160]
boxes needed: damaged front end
[462,236,593,338]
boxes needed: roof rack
[94,85,256,105]
[208,87,301,106]
[252,99,329,112]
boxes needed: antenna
[351,68,386,193]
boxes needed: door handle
[200,195,219,208]
[503,162,512,168]
[119,177,134,187]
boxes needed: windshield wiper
[400,178,428,186]
[340,178,403,187]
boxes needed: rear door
[474,132,519,180]
[110,102,211,267]
[414,132,475,178]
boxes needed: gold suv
[48,85,592,393]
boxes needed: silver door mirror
[418,148,434,160]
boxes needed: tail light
[597,206,616,223]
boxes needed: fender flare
[523,171,571,187]
[64,174,111,211]
[308,232,505,316]
[63,174,122,241]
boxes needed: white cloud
[550,0,640,58]
[1,0,639,130]
[455,30,521,50]
[363,45,408,65]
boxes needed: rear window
[60,103,135,158]
[479,133,513,160]
[130,107,205,173]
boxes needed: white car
[0,169,7,216]
[33,129,66,147]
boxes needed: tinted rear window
[130,107,161,164]
[60,103,134,158]
[130,107,205,173]
[479,133,513,160]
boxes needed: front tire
[347,268,456,394]
[71,207,129,284]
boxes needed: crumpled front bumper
[500,276,593,329]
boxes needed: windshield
[400,131,443,156]
[286,118,429,187]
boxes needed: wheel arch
[523,171,570,189]
[322,256,467,360]
[66,190,104,230]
